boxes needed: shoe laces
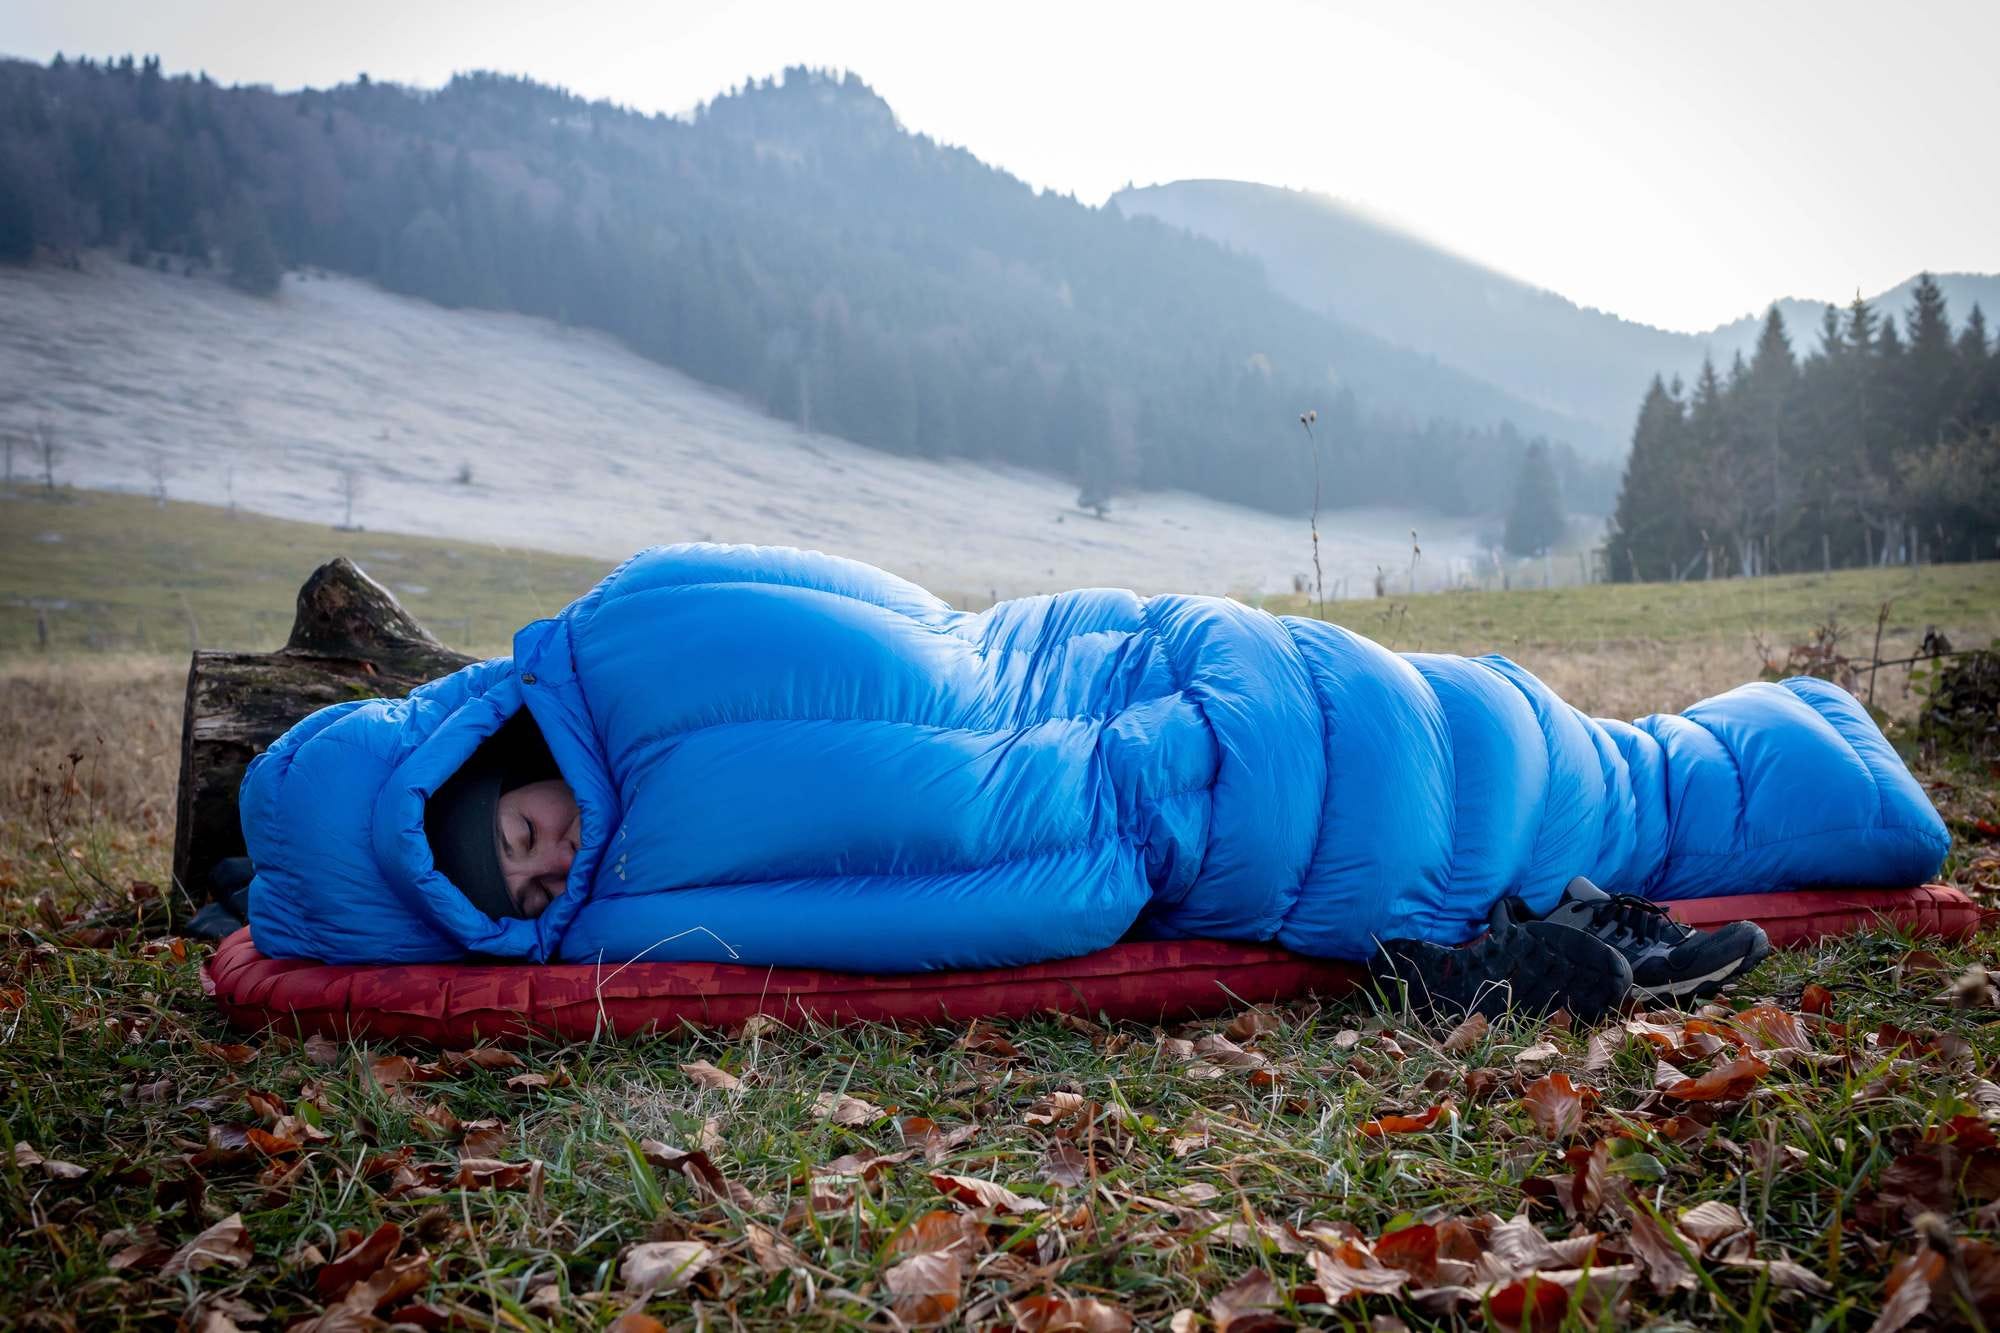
[1583,893,1686,947]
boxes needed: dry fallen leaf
[1514,1040,1561,1065]
[316,1221,401,1301]
[1193,1033,1267,1069]
[504,1068,571,1093]
[606,1316,671,1333]
[1730,1005,1811,1053]
[438,1046,526,1073]
[1800,983,1835,1016]
[813,1090,882,1126]
[819,1149,913,1181]
[1520,1073,1597,1141]
[929,1171,1047,1214]
[1024,1091,1088,1126]
[12,1142,86,1180]
[1662,1056,1770,1103]
[1310,1244,1409,1302]
[621,1240,711,1293]
[900,1117,978,1162]
[1039,1142,1090,1187]
[1442,1012,1489,1055]
[891,1208,985,1259]
[1359,1102,1454,1137]
[1224,1008,1281,1041]
[201,1042,260,1066]
[681,1060,741,1091]
[1625,1206,1697,1293]
[1009,1293,1135,1332]
[745,1222,809,1274]
[885,1249,963,1325]
[163,1213,253,1277]
[1676,1200,1752,1256]
[1209,1269,1285,1332]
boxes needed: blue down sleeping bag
[243,543,1949,967]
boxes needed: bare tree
[148,451,168,506]
[335,467,364,530]
[34,420,58,493]
[4,432,14,488]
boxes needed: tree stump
[170,558,474,927]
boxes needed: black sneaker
[1369,918,1634,1023]
[1504,876,1772,1005]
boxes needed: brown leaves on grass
[621,1240,712,1294]
[1024,1091,1088,1126]
[884,1249,963,1325]
[929,1171,1046,1214]
[891,1208,986,1259]
[1209,1269,1287,1332]
[1009,1294,1134,1332]
[1442,1012,1489,1055]
[504,1067,571,1093]
[161,1213,252,1277]
[1223,1007,1281,1042]
[813,1090,882,1126]
[1660,1054,1769,1102]
[1872,1221,2000,1333]
[640,1139,763,1211]
[1520,1073,1599,1140]
[12,1141,86,1180]
[1359,1102,1454,1137]
[364,1052,441,1090]
[316,1222,401,1301]
[899,1116,977,1162]
[681,1059,741,1090]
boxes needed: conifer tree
[1607,376,1693,580]
[1504,438,1565,556]
[1960,304,1990,365]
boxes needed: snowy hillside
[0,257,1488,600]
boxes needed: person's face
[495,779,580,919]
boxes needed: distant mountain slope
[0,58,1604,520]
[1115,179,1997,444]
[0,255,1494,600]
[1702,273,2000,361]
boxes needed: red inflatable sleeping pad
[202,884,1982,1046]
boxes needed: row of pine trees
[1607,277,2000,581]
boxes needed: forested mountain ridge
[0,56,1615,519]
[1115,179,1997,450]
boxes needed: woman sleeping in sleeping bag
[240,542,1950,1019]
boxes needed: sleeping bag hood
[243,542,1950,968]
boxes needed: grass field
[4,490,2000,1329]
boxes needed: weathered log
[170,558,474,927]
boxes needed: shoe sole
[1370,920,1634,1024]
[1632,931,1773,1004]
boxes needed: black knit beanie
[424,712,559,920]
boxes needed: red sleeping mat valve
[203,885,1982,1047]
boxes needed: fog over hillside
[0,256,1491,600]
[1116,181,1999,446]
[0,59,1615,526]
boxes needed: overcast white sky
[10,0,1995,333]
